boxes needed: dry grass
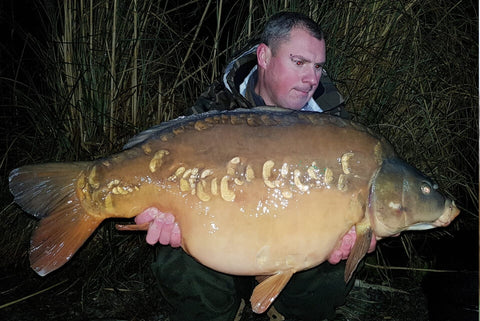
[0,0,477,319]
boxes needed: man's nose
[302,68,320,85]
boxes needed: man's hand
[327,227,377,264]
[135,207,181,247]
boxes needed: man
[135,12,373,321]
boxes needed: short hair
[260,12,324,54]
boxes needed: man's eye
[315,64,322,69]
[295,60,304,66]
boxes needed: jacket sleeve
[186,80,253,115]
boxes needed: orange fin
[9,162,102,276]
[345,218,372,283]
[250,269,294,314]
[115,222,149,231]
[30,204,102,276]
[9,163,89,218]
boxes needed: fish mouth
[377,199,461,234]
[432,200,460,227]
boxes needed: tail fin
[9,163,103,276]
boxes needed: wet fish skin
[368,158,457,237]
[8,107,460,313]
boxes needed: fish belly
[179,188,366,275]
[95,115,383,275]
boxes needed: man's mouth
[295,87,311,95]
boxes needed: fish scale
[8,106,460,314]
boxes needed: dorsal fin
[250,269,295,314]
[123,106,297,149]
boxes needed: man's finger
[159,222,175,245]
[368,235,377,253]
[146,219,162,245]
[135,207,160,224]
[328,250,342,264]
[170,223,181,247]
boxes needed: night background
[0,1,478,320]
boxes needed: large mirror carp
[9,107,460,313]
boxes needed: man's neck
[245,69,266,106]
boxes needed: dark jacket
[188,44,349,118]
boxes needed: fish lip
[432,199,460,227]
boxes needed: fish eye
[420,182,431,195]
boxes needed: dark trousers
[151,246,355,321]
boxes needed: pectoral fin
[344,219,372,283]
[115,222,150,231]
[250,269,294,314]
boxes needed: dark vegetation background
[0,1,478,320]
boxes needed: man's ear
[256,43,271,69]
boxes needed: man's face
[256,27,326,110]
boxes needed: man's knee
[274,262,353,321]
[151,247,242,321]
